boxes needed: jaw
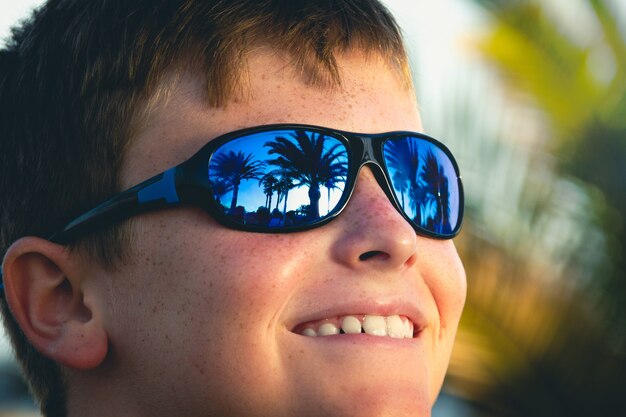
[277,326,436,417]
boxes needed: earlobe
[2,237,108,370]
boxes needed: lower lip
[292,332,423,347]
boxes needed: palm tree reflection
[208,129,348,226]
[259,173,278,210]
[264,130,348,219]
[385,138,452,233]
[209,150,266,212]
[421,149,451,234]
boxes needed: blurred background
[1,0,625,416]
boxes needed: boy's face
[92,50,466,417]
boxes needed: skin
[3,49,466,417]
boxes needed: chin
[285,372,434,417]
[308,391,432,417]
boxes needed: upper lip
[287,298,428,333]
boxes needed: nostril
[359,251,389,261]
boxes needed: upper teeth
[299,315,414,339]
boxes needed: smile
[293,314,417,339]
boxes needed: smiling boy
[0,1,466,417]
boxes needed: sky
[0,0,43,45]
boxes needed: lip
[294,332,423,350]
[286,299,428,337]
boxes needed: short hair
[0,0,410,416]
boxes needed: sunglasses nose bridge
[356,134,378,165]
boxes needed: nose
[329,166,419,271]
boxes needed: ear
[2,237,108,370]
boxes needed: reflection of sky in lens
[209,130,347,216]
[233,179,343,214]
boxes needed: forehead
[121,49,421,188]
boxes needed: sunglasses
[51,124,464,243]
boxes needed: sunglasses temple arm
[49,167,181,244]
[0,168,180,294]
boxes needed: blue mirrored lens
[383,136,460,235]
[208,129,349,227]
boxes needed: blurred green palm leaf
[438,0,626,415]
[475,0,626,137]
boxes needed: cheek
[104,214,322,414]
[423,241,467,329]
[130,211,324,347]
[198,231,316,314]
[417,241,466,404]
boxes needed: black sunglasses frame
[49,124,464,244]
